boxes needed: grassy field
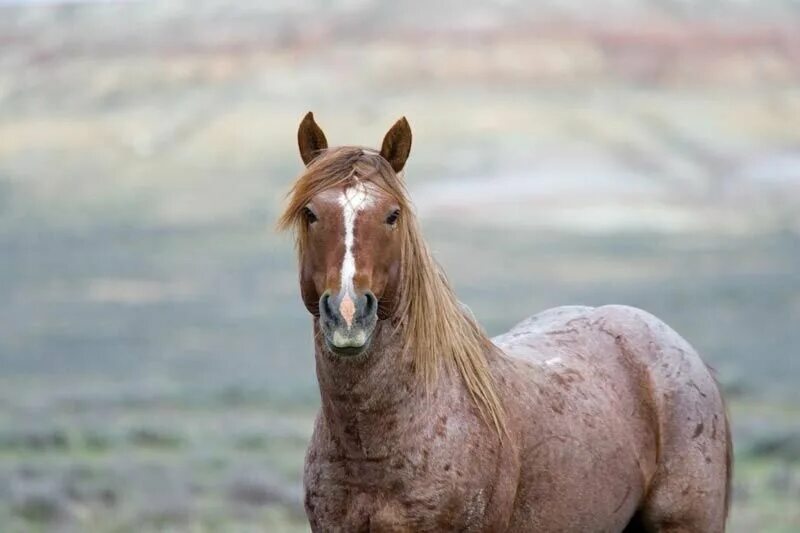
[0,391,798,531]
[1,1,799,531]
[1,225,798,531]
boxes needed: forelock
[277,146,409,233]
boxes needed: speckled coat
[303,305,731,532]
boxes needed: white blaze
[338,182,372,313]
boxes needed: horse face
[294,113,412,357]
[299,182,402,357]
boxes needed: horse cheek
[300,261,321,316]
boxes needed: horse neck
[313,320,447,456]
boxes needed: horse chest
[304,448,497,532]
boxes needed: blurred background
[0,0,799,531]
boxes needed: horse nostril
[363,291,377,316]
[320,293,334,319]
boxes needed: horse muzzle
[319,290,377,357]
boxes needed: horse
[277,112,732,532]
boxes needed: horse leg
[624,509,725,533]
[622,513,708,533]
[626,406,730,533]
[598,306,733,533]
[621,510,647,532]
[631,431,730,533]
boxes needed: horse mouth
[325,329,372,357]
[327,343,368,357]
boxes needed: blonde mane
[277,147,505,435]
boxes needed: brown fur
[297,111,329,166]
[278,145,505,435]
[380,117,413,173]
[280,116,732,532]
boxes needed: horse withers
[278,112,732,532]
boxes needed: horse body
[496,305,729,532]
[304,305,729,532]
[282,113,731,532]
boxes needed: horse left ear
[380,117,412,173]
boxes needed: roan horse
[278,112,732,532]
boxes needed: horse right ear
[297,112,329,166]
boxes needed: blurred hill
[1,0,800,233]
[2,0,798,398]
[0,1,799,531]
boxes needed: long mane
[277,147,505,435]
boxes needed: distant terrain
[0,1,799,531]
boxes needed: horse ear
[297,112,328,166]
[380,117,412,173]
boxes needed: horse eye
[385,209,400,226]
[303,207,318,224]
